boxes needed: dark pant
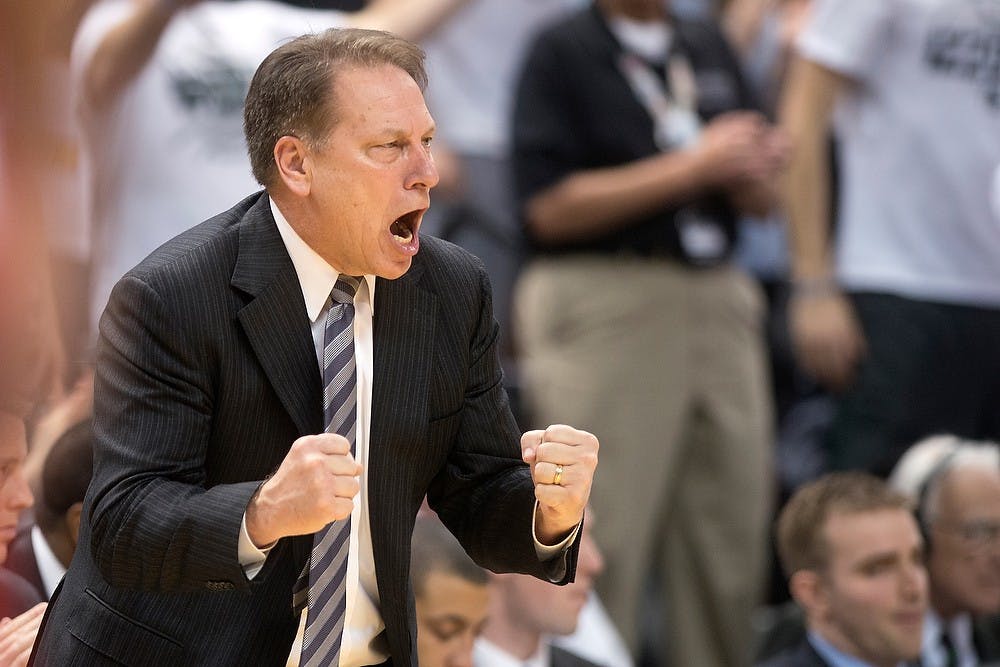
[828,292,1000,476]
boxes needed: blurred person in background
[511,0,786,664]
[6,419,94,602]
[889,436,1000,666]
[781,0,1000,477]
[73,0,471,339]
[758,472,927,667]
[475,516,609,667]
[412,516,492,667]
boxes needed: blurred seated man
[6,419,93,600]
[0,408,41,617]
[0,407,44,667]
[888,435,1000,666]
[758,472,927,667]
[412,516,492,667]
[475,517,607,667]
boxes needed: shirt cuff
[532,501,581,561]
[239,513,273,579]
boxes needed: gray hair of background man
[243,27,428,188]
[888,434,1000,529]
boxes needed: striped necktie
[296,274,361,667]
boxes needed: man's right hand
[245,433,362,548]
[789,289,867,391]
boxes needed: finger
[328,474,361,500]
[534,441,581,466]
[534,461,569,487]
[310,433,353,456]
[322,453,362,477]
[540,424,596,446]
[521,430,544,463]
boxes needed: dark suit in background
[4,527,44,600]
[0,568,43,620]
[30,193,573,665]
[756,638,829,667]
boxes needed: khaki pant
[515,256,774,667]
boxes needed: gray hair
[888,434,1000,525]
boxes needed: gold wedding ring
[553,464,564,486]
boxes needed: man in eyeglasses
[889,435,1000,666]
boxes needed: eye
[421,136,433,148]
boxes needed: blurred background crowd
[1,0,999,665]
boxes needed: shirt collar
[923,608,974,663]
[269,197,376,322]
[808,630,906,667]
[474,636,550,667]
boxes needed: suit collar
[232,193,324,437]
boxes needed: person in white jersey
[781,0,1000,477]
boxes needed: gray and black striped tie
[296,274,361,667]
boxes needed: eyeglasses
[935,519,1000,550]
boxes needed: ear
[273,135,312,197]
[789,569,827,618]
[65,501,84,547]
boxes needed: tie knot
[331,275,361,304]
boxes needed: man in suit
[758,473,927,667]
[888,436,1000,666]
[30,27,598,667]
[411,515,491,667]
[474,513,605,667]
[6,418,93,601]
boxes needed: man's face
[0,411,32,564]
[415,571,490,667]
[498,523,604,636]
[928,467,1000,617]
[296,63,439,279]
[812,509,927,667]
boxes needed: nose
[900,559,928,603]
[447,635,475,667]
[405,143,440,191]
[4,468,33,512]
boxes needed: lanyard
[618,51,701,151]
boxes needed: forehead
[329,64,433,135]
[417,571,489,618]
[938,467,1000,517]
[0,412,26,459]
[824,509,920,566]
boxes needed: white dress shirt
[922,609,978,667]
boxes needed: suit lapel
[232,196,323,438]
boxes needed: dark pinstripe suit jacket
[30,192,576,666]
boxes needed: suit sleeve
[87,274,259,593]
[426,260,579,584]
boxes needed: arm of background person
[77,0,200,115]
[345,0,470,42]
[779,56,866,390]
[523,112,777,245]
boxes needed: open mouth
[390,209,421,244]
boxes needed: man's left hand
[521,424,598,545]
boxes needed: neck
[481,612,542,661]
